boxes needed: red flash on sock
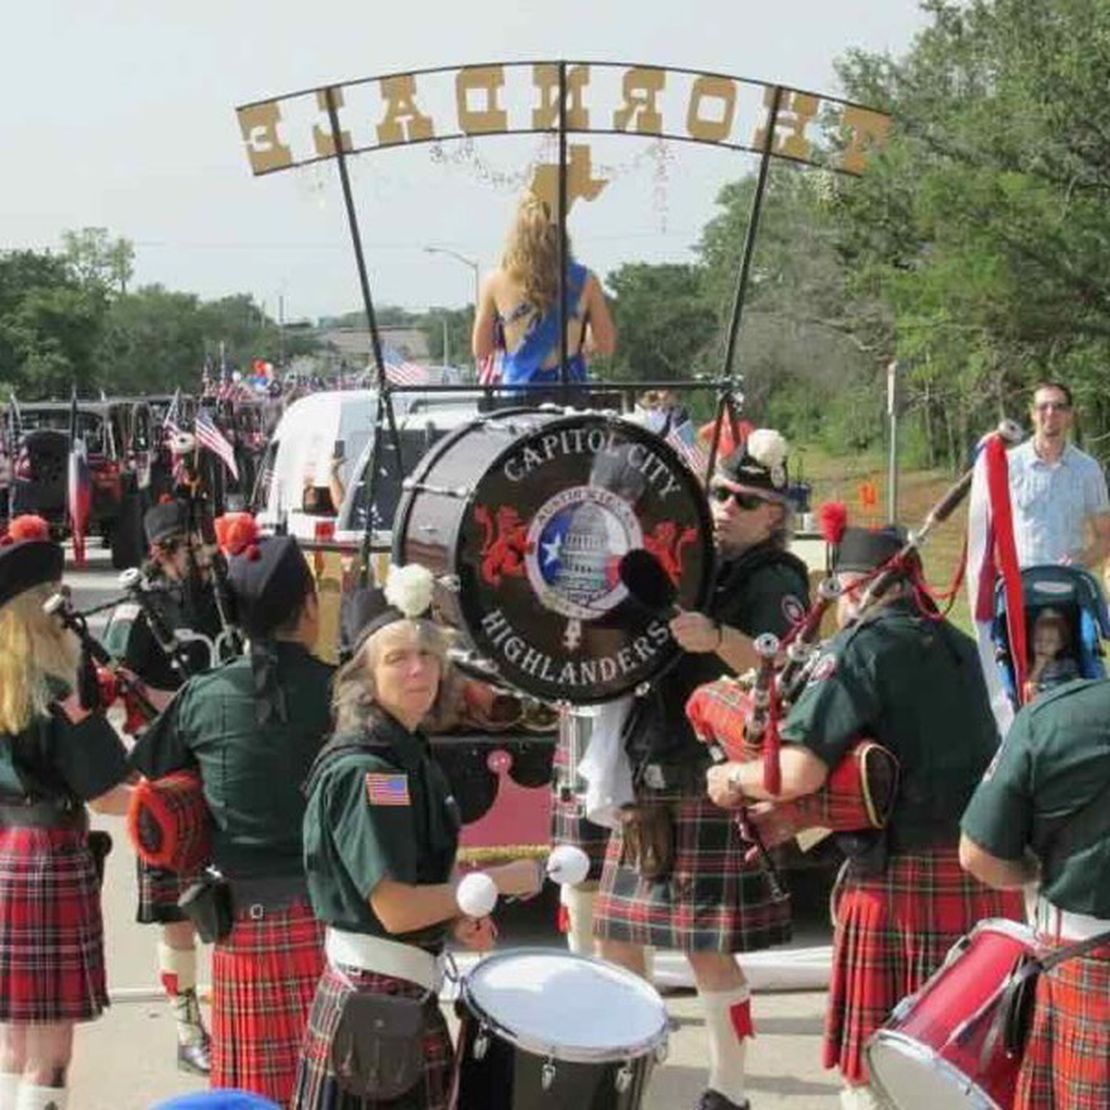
[160,972,180,996]
[729,998,754,1040]
[556,904,570,934]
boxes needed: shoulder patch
[782,594,806,626]
[365,772,410,807]
[808,652,838,685]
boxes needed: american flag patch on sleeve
[365,772,410,807]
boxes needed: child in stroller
[992,565,1110,707]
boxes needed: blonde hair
[0,583,80,734]
[332,618,452,734]
[500,193,574,315]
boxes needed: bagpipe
[168,431,244,663]
[684,418,1025,855]
[43,587,160,732]
[42,584,212,871]
[118,565,219,680]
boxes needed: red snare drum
[866,918,1040,1110]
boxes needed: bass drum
[393,409,713,704]
[454,948,668,1109]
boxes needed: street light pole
[423,245,480,309]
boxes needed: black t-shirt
[626,541,810,771]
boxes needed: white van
[251,390,383,540]
[251,388,487,543]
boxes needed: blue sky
[3,1,929,321]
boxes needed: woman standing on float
[294,567,541,1109]
[0,516,132,1110]
[471,192,616,388]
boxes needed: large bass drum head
[397,410,713,703]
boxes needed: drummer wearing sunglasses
[595,429,810,1110]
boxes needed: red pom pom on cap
[214,512,259,557]
[817,501,849,545]
[6,515,51,544]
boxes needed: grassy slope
[799,446,973,632]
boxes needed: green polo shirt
[129,641,334,878]
[782,600,1000,849]
[962,678,1110,918]
[0,702,128,803]
[303,713,460,949]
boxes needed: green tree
[832,0,1110,463]
[0,249,107,399]
[61,227,135,296]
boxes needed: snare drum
[866,918,1040,1110]
[454,949,668,1109]
[393,409,712,703]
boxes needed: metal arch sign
[235,60,892,179]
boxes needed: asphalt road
[61,544,844,1110]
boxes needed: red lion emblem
[643,521,698,587]
[474,505,532,587]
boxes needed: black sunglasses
[710,486,767,511]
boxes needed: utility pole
[887,360,900,523]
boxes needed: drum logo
[524,486,640,623]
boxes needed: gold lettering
[837,105,893,174]
[376,74,435,146]
[613,67,664,134]
[311,87,353,159]
[531,64,590,130]
[529,143,608,215]
[237,101,293,174]
[686,75,737,143]
[751,85,818,160]
[456,65,508,134]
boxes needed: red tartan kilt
[294,965,453,1110]
[127,770,211,873]
[826,847,1025,1085]
[135,858,197,924]
[593,790,791,954]
[0,823,109,1022]
[1015,937,1110,1110]
[211,897,325,1106]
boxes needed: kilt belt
[229,874,309,920]
[0,800,87,830]
[324,927,444,992]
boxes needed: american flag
[380,345,429,387]
[365,772,410,806]
[666,420,711,481]
[194,409,240,481]
[163,389,183,439]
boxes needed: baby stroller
[992,565,1110,708]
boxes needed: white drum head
[462,948,668,1063]
[868,1032,1002,1110]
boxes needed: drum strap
[988,922,1110,1065]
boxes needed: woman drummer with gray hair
[294,566,542,1110]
